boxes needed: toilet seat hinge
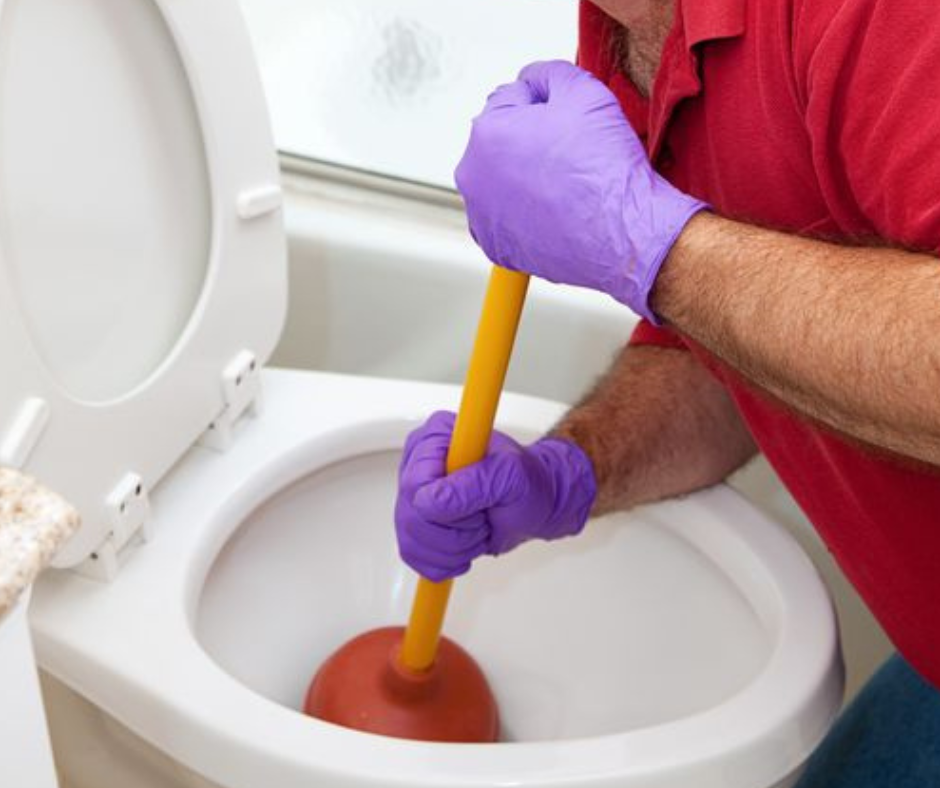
[199,350,263,452]
[75,472,151,582]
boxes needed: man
[395,1,940,781]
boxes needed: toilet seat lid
[0,0,286,566]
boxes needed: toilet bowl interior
[195,422,772,743]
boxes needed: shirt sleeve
[628,319,689,350]
[796,0,940,252]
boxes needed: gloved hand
[455,60,708,324]
[395,411,597,581]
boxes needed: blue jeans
[796,653,940,787]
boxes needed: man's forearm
[551,344,757,514]
[653,213,940,465]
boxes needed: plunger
[303,266,530,742]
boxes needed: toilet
[0,0,843,787]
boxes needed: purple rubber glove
[395,411,597,582]
[455,60,708,323]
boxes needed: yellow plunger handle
[400,266,530,672]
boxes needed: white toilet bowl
[0,0,842,786]
[30,370,842,788]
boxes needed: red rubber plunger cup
[304,627,498,742]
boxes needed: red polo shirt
[578,0,940,687]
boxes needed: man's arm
[654,213,940,465]
[552,343,757,514]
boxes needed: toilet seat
[31,369,843,788]
[0,0,286,570]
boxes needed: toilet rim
[139,627,841,788]
[34,374,843,787]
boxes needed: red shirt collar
[578,1,746,161]
[577,0,747,72]
[681,0,747,48]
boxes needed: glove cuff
[637,195,711,325]
[533,437,597,540]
